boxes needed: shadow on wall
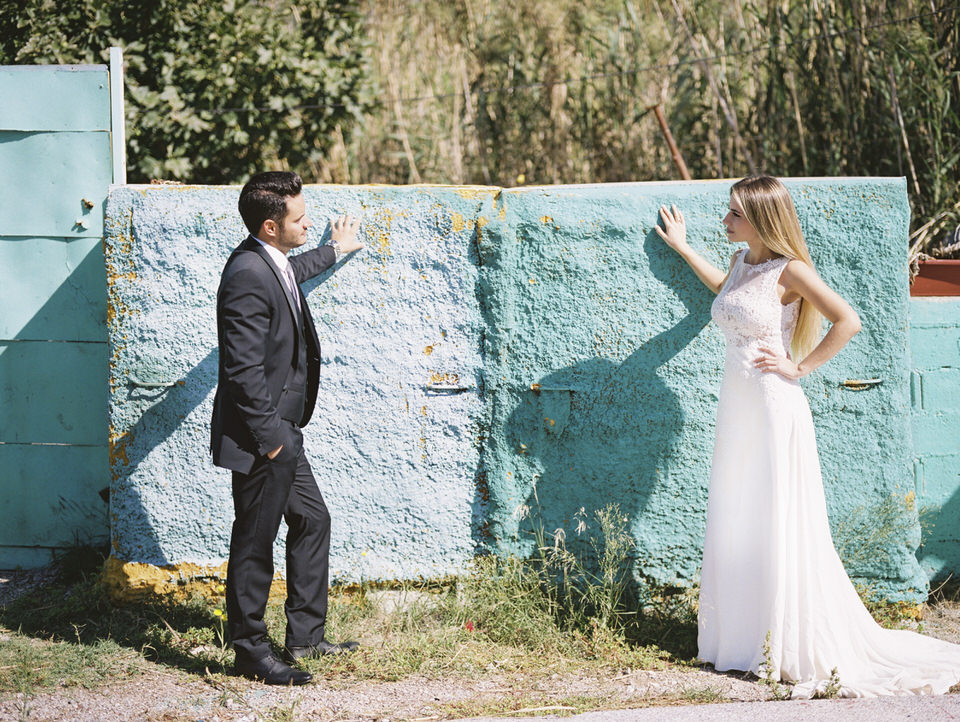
[110,348,219,563]
[0,238,109,563]
[502,228,713,582]
[109,245,352,565]
[920,484,960,582]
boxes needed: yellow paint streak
[429,371,460,385]
[452,187,501,202]
[424,345,434,355]
[103,557,288,603]
[450,213,466,233]
[540,216,553,224]
[475,216,489,243]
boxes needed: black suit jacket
[211,236,337,474]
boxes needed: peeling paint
[105,179,925,603]
[106,185,487,589]
[101,555,285,603]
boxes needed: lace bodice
[711,250,800,375]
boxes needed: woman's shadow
[498,228,714,625]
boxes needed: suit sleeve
[219,265,285,456]
[289,244,337,283]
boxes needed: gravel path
[0,568,58,608]
[0,666,768,721]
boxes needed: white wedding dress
[698,249,960,697]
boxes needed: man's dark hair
[238,171,303,235]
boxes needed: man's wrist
[328,239,343,260]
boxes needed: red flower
[465,620,475,632]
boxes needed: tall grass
[334,0,958,253]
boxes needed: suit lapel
[297,284,321,351]
[244,236,301,326]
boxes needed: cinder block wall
[105,178,928,601]
[911,298,960,579]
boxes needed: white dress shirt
[253,236,300,312]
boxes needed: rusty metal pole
[651,103,692,180]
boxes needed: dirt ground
[3,571,960,722]
[1,664,772,721]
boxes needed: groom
[210,171,363,685]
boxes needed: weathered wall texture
[911,298,960,580]
[478,180,921,600]
[106,178,925,600]
[0,64,112,568]
[107,185,493,581]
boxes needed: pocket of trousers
[267,423,302,465]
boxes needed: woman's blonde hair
[730,175,823,360]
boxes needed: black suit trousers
[225,421,331,660]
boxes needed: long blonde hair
[730,175,823,360]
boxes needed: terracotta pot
[911,259,960,296]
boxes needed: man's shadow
[110,230,355,566]
[493,228,713,643]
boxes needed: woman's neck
[743,241,778,265]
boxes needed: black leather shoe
[235,652,313,685]
[283,639,360,663]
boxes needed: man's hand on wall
[330,215,364,254]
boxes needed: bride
[655,174,960,697]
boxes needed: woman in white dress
[655,174,960,697]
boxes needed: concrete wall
[106,185,493,583]
[911,297,960,580]
[105,178,927,601]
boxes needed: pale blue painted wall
[105,179,927,600]
[0,65,112,568]
[106,185,493,579]
[911,297,960,580]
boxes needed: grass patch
[0,547,229,692]
[295,561,686,684]
[0,636,141,690]
[298,502,698,681]
[0,507,700,699]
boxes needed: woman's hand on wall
[654,204,727,294]
[655,205,689,253]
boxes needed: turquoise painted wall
[0,65,112,568]
[105,178,926,600]
[478,180,920,600]
[911,297,960,580]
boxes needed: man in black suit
[211,171,362,685]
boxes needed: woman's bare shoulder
[782,258,817,277]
